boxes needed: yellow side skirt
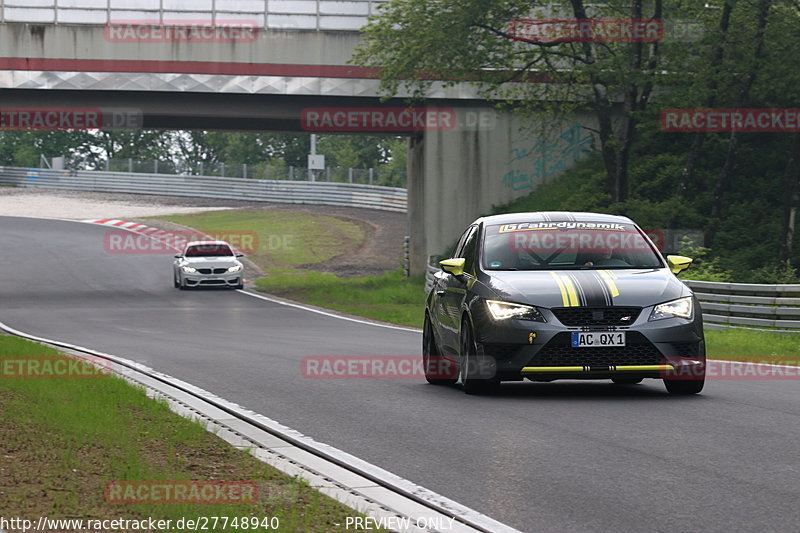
[521,365,672,374]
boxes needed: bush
[676,240,733,282]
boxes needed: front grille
[670,343,700,358]
[197,268,229,275]
[530,332,663,367]
[551,307,641,326]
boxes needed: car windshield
[185,244,233,257]
[483,222,664,270]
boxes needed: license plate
[571,332,626,348]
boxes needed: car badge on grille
[620,316,632,322]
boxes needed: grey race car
[424,212,705,395]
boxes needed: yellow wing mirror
[440,258,466,276]
[666,255,692,275]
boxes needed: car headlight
[649,296,693,320]
[486,300,546,322]
[227,264,243,273]
[181,266,197,273]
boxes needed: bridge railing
[0,0,389,31]
[423,259,800,333]
[0,166,407,212]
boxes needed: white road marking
[236,289,422,333]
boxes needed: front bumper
[180,271,242,288]
[473,306,705,381]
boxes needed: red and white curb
[82,218,252,284]
[83,218,185,251]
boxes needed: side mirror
[174,254,182,259]
[439,258,466,276]
[235,253,244,257]
[666,255,692,275]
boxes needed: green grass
[152,209,366,271]
[255,269,426,328]
[705,329,800,365]
[154,209,424,327]
[0,335,371,530]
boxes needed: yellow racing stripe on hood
[550,272,580,307]
[598,270,620,298]
[550,272,569,306]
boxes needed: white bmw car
[173,241,245,290]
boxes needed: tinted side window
[459,227,479,273]
[452,227,473,258]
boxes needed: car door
[431,227,470,352]
[437,225,479,354]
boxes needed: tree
[0,130,100,167]
[352,0,678,203]
[317,135,399,168]
[707,0,773,244]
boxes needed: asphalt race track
[2,216,799,532]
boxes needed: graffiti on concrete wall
[502,123,595,191]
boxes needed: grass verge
[154,209,424,327]
[0,334,370,530]
[152,209,366,271]
[704,329,800,365]
[255,269,425,328]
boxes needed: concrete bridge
[0,0,597,273]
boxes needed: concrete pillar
[406,105,598,275]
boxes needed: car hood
[183,257,240,267]
[483,268,688,309]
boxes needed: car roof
[473,211,636,226]
[185,240,231,247]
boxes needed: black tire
[174,276,180,288]
[664,378,705,395]
[234,282,244,290]
[664,359,706,395]
[423,314,457,385]
[612,377,643,385]
[178,278,188,290]
[459,319,499,395]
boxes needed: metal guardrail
[0,167,407,212]
[424,260,800,332]
[684,280,800,332]
[101,159,407,187]
[0,0,389,31]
